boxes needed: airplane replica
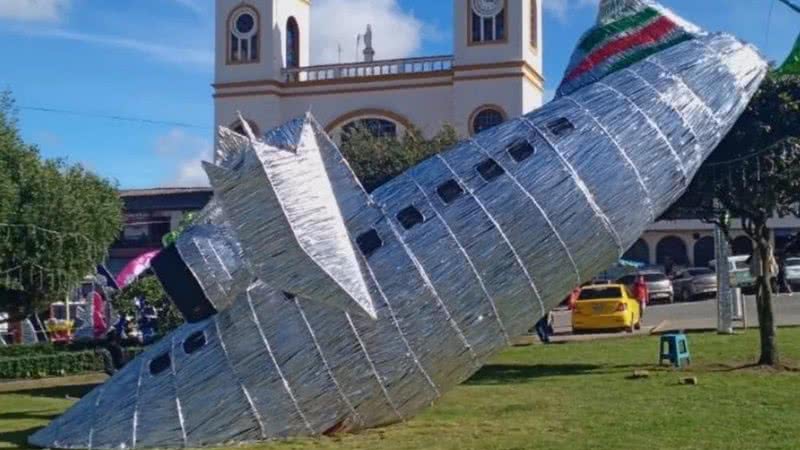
[31,0,768,448]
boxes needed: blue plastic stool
[659,333,691,368]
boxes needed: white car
[710,255,755,292]
[785,257,800,290]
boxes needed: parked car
[571,284,641,333]
[617,271,674,304]
[710,255,756,294]
[672,267,716,302]
[784,257,800,290]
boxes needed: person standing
[632,275,649,319]
[534,312,553,343]
[568,286,581,312]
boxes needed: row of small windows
[149,330,207,376]
[354,139,537,258]
[473,110,574,139]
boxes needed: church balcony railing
[283,55,454,83]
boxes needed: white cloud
[17,27,213,67]
[155,129,211,187]
[171,0,206,17]
[0,0,70,22]
[311,0,425,64]
[544,0,599,22]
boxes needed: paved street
[546,293,800,343]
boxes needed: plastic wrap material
[30,1,767,448]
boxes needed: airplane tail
[203,113,377,319]
[556,0,702,98]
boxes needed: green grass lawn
[2,330,800,450]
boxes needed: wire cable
[18,105,211,130]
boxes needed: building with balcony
[213,0,544,143]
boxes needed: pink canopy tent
[115,249,160,289]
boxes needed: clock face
[472,0,504,18]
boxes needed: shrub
[0,352,103,379]
[0,343,60,358]
[0,347,142,379]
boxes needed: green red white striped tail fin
[778,33,800,76]
[555,0,702,98]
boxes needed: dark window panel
[483,16,494,41]
[149,353,171,375]
[250,35,259,61]
[508,140,535,162]
[476,158,506,182]
[397,206,425,230]
[437,179,464,204]
[547,118,575,136]
[356,229,383,258]
[183,331,207,355]
[472,12,482,42]
[495,10,506,40]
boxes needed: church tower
[214,0,310,136]
[452,0,544,135]
[215,0,310,84]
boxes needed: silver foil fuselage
[31,33,766,449]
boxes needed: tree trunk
[754,222,780,366]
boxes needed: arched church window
[229,6,259,64]
[341,118,398,143]
[471,107,505,135]
[469,0,506,44]
[286,17,300,69]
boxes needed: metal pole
[715,221,734,334]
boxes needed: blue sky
[0,0,799,188]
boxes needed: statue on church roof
[363,24,375,62]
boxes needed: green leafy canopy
[339,123,460,193]
[0,91,123,321]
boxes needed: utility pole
[714,208,734,334]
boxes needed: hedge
[0,348,143,379]
[0,341,142,358]
[0,352,104,379]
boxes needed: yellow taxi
[571,284,641,333]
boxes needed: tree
[667,73,800,366]
[0,92,123,323]
[113,275,184,334]
[161,211,197,247]
[339,124,459,192]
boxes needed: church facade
[213,0,544,142]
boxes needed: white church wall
[282,83,454,138]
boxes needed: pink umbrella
[115,249,160,289]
